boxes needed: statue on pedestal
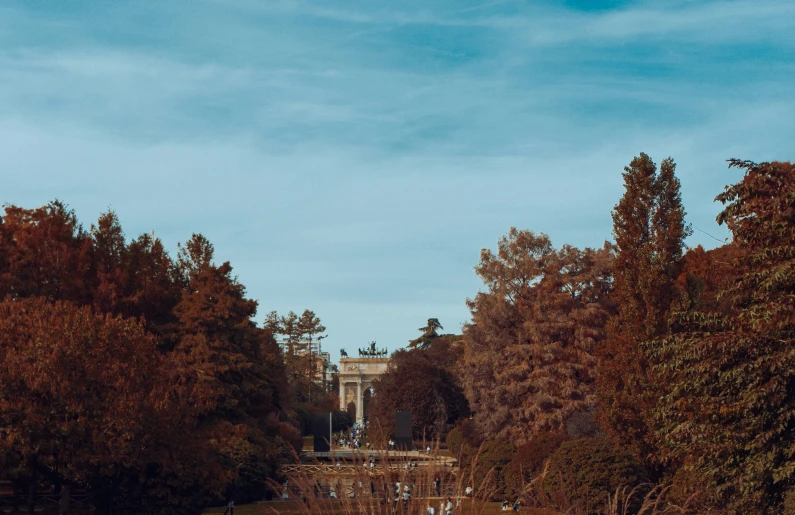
[358,341,387,358]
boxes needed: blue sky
[1,0,793,359]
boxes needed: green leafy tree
[649,160,795,513]
[409,318,443,349]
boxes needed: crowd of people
[335,423,366,449]
[311,423,525,511]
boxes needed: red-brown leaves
[595,153,689,469]
[0,298,199,483]
[461,228,614,445]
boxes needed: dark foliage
[369,336,469,441]
[504,432,570,499]
[0,204,297,514]
[544,438,650,515]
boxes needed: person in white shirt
[427,505,435,515]
[445,497,454,515]
[465,486,473,496]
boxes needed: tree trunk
[26,478,35,514]
[59,484,71,514]
[11,479,20,513]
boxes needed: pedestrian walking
[222,500,234,515]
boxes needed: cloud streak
[0,0,792,355]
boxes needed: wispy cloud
[0,0,792,353]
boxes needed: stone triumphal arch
[338,357,389,426]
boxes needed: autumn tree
[369,343,470,441]
[174,234,292,425]
[0,298,224,515]
[0,201,92,304]
[594,153,690,467]
[460,228,615,445]
[648,160,795,513]
[0,205,299,509]
[121,233,183,345]
[672,243,745,314]
[90,210,127,313]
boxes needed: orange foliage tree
[0,204,298,512]
[0,298,224,514]
[460,228,615,445]
[594,153,690,468]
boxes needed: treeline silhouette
[0,207,335,514]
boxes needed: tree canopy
[649,160,795,513]
[460,228,615,445]
[0,204,298,514]
[369,323,468,440]
[595,153,690,468]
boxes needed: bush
[665,466,722,514]
[504,431,569,500]
[471,440,515,500]
[544,437,649,515]
[447,426,464,456]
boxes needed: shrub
[447,419,481,462]
[447,426,464,456]
[665,466,723,514]
[504,431,569,500]
[544,437,649,515]
[471,440,515,500]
